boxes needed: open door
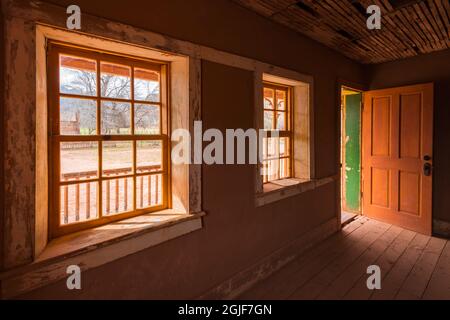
[362,83,433,235]
[340,87,362,225]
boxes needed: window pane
[101,62,131,99]
[60,55,97,97]
[103,177,133,216]
[266,137,279,159]
[280,158,291,179]
[137,140,162,173]
[268,159,279,181]
[102,141,133,177]
[60,97,97,135]
[136,174,162,208]
[60,142,98,181]
[134,68,160,102]
[262,138,268,160]
[135,104,160,134]
[276,90,286,110]
[264,111,274,130]
[101,101,131,135]
[262,137,273,160]
[276,112,286,130]
[60,182,98,225]
[280,137,289,156]
[262,161,268,183]
[263,88,274,109]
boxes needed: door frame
[336,79,367,230]
[341,87,363,216]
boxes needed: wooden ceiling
[232,0,450,64]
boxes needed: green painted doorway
[341,87,362,224]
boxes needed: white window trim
[34,25,203,252]
[254,70,316,206]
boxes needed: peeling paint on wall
[3,16,37,268]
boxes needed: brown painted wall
[367,48,450,224]
[9,0,367,298]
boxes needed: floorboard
[371,233,430,300]
[238,218,449,300]
[395,237,447,299]
[422,241,450,300]
[317,225,403,299]
[343,228,416,300]
[289,220,391,299]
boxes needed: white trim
[254,70,314,200]
[263,73,309,87]
[34,24,202,252]
[256,176,336,207]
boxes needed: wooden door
[362,83,433,235]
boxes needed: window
[48,42,169,238]
[262,82,293,183]
[256,73,312,204]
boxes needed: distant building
[60,111,80,135]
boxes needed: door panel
[400,94,421,158]
[399,171,420,215]
[371,97,391,157]
[371,167,389,208]
[362,83,433,235]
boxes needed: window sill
[0,210,205,299]
[256,176,337,207]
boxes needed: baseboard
[198,217,339,300]
[433,219,450,238]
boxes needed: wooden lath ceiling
[232,0,450,64]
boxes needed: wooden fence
[61,165,161,224]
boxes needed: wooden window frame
[47,42,171,238]
[262,81,294,183]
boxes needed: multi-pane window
[262,82,293,183]
[48,43,169,237]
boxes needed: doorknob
[424,155,432,161]
[423,163,432,176]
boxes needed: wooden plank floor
[341,211,357,226]
[239,217,450,300]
